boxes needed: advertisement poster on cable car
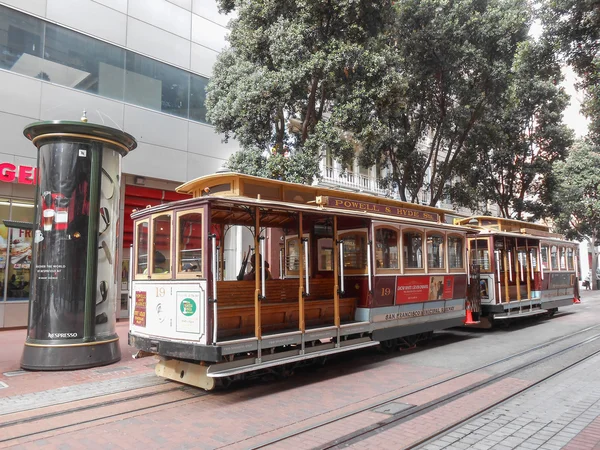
[396,276,454,304]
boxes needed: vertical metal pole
[539,243,544,280]
[254,208,261,339]
[333,216,340,327]
[279,247,284,280]
[303,238,309,296]
[367,240,372,292]
[260,236,266,299]
[508,250,513,282]
[298,212,305,332]
[211,234,218,344]
[339,240,345,294]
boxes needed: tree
[465,39,574,219]
[334,0,531,205]
[206,0,396,183]
[553,140,600,289]
[542,0,600,142]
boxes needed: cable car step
[206,339,380,378]
[493,309,548,320]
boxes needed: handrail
[210,234,218,344]
[366,240,372,292]
[260,236,266,299]
[339,239,345,295]
[302,237,310,296]
[508,250,513,282]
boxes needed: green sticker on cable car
[180,298,197,316]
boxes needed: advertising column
[21,118,137,370]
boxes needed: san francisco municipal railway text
[384,306,456,320]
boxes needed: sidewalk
[0,321,156,401]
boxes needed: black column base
[21,336,121,371]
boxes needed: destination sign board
[317,196,439,222]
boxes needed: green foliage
[541,0,600,142]
[335,0,531,205]
[553,140,600,240]
[206,0,396,182]
[553,139,600,287]
[466,39,574,219]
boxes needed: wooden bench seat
[215,278,356,339]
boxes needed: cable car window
[541,246,549,270]
[448,236,464,269]
[135,220,149,276]
[427,233,445,269]
[375,227,398,270]
[403,231,423,269]
[550,245,558,270]
[469,239,490,271]
[152,214,171,275]
[567,248,574,270]
[559,247,567,270]
[317,238,333,271]
[530,247,539,271]
[340,231,367,272]
[176,210,203,278]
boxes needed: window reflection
[136,222,148,275]
[126,52,189,118]
[177,211,202,275]
[0,5,210,123]
[190,74,209,123]
[427,233,444,269]
[403,231,423,269]
[448,236,463,269]
[152,214,171,274]
[44,23,125,100]
[0,7,43,77]
[375,228,398,269]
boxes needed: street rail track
[2,323,599,448]
[242,324,600,449]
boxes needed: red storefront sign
[396,275,455,304]
[0,163,37,185]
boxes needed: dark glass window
[0,6,44,77]
[0,5,208,123]
[44,23,125,100]
[125,51,189,118]
[190,74,209,123]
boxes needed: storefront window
[176,210,203,277]
[448,236,464,269]
[152,214,171,275]
[427,233,444,270]
[403,230,423,269]
[375,227,398,270]
[6,201,34,301]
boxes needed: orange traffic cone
[573,296,581,304]
[464,300,477,324]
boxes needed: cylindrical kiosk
[21,118,137,370]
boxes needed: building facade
[0,0,240,328]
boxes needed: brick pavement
[417,351,600,450]
[0,291,598,450]
[0,322,155,398]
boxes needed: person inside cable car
[243,254,272,280]
[143,250,168,274]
